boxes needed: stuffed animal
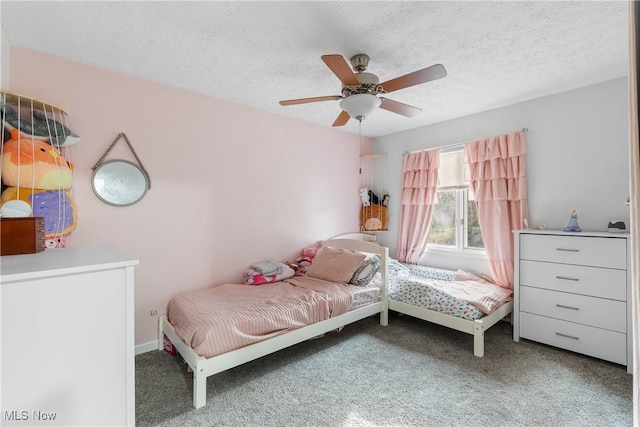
[1,103,80,147]
[1,129,73,189]
[1,187,77,239]
[368,189,380,205]
[360,187,382,207]
[295,247,318,268]
[46,234,70,249]
[0,128,77,247]
[359,187,370,207]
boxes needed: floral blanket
[387,260,512,320]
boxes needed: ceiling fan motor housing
[341,54,384,96]
[342,72,383,97]
[355,72,379,85]
[350,54,370,72]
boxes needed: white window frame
[427,147,485,254]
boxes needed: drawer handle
[556,304,579,311]
[556,276,579,282]
[556,248,580,252]
[555,332,580,340]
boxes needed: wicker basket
[360,204,388,231]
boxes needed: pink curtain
[396,150,439,263]
[465,131,527,289]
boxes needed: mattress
[167,274,381,358]
[387,261,512,320]
[346,273,382,310]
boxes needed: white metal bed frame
[388,299,513,357]
[158,238,389,409]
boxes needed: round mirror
[92,160,149,207]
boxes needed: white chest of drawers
[513,230,632,373]
[1,245,139,426]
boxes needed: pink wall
[9,47,368,346]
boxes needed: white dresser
[1,245,138,426]
[513,230,631,373]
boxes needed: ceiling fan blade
[279,95,341,106]
[379,97,422,117]
[380,64,447,93]
[332,110,350,127]
[321,54,360,86]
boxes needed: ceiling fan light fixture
[340,93,381,121]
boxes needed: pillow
[349,258,380,286]
[305,246,366,283]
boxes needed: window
[427,148,484,251]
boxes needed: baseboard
[135,340,158,355]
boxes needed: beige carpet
[135,313,633,426]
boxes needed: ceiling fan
[279,54,447,127]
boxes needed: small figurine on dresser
[563,208,582,232]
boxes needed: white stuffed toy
[359,187,371,207]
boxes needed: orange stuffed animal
[1,129,76,247]
[1,129,73,190]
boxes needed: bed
[158,237,389,409]
[386,261,514,357]
[302,232,513,357]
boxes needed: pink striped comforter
[167,276,354,358]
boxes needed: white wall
[374,78,630,274]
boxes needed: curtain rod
[404,128,528,155]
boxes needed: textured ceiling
[0,1,630,138]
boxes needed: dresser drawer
[520,234,626,269]
[520,312,627,365]
[520,260,627,301]
[520,286,626,332]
